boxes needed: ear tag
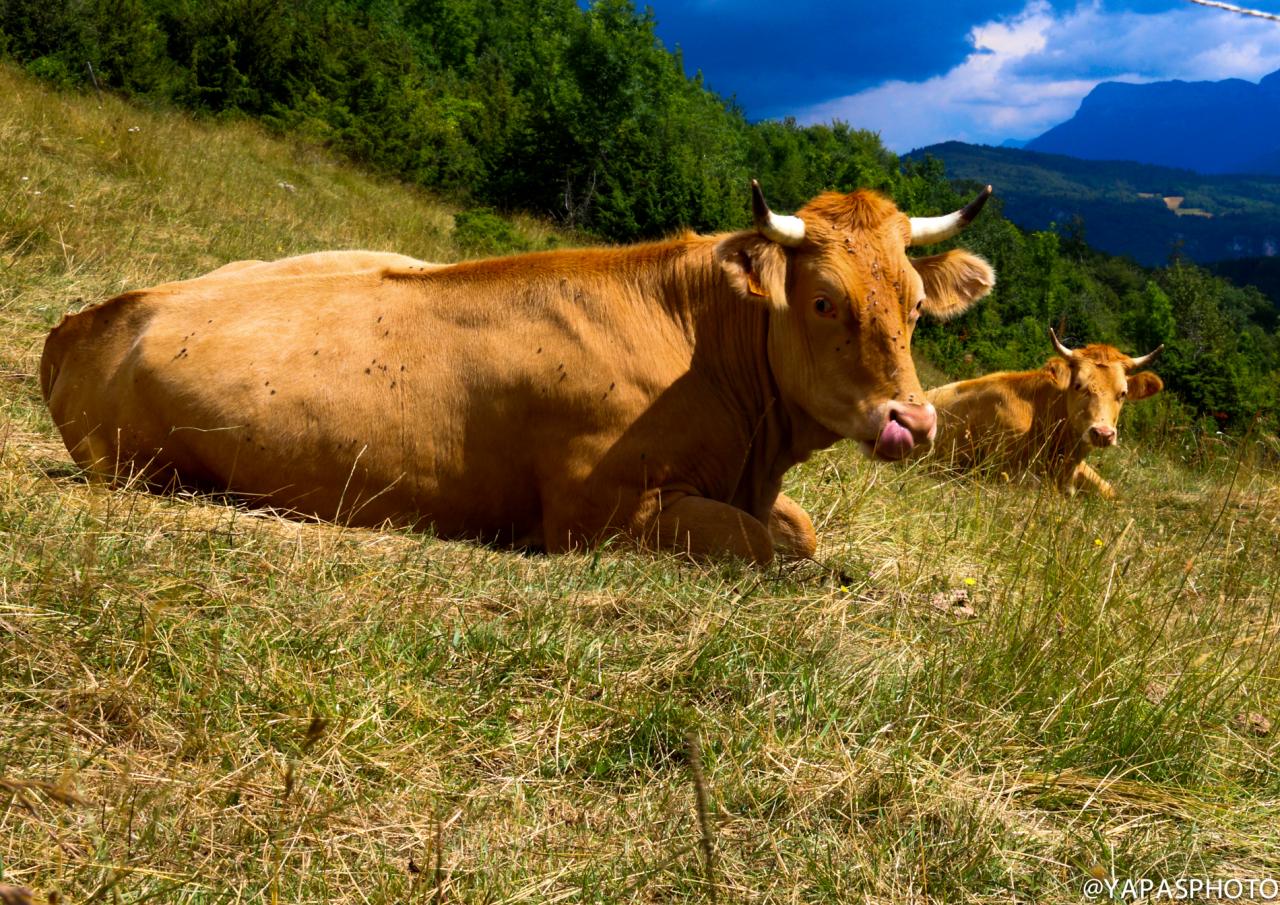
[746,273,768,297]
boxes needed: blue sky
[644,0,1280,151]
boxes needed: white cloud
[793,0,1280,152]
[971,2,1052,56]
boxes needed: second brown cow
[926,329,1164,498]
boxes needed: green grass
[3,67,1280,904]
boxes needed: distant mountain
[1026,69,1280,176]
[999,138,1028,149]
[908,141,1280,267]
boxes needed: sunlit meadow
[2,66,1278,903]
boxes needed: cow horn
[908,185,993,246]
[751,180,805,246]
[1049,327,1076,360]
[1127,344,1164,369]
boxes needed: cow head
[715,182,995,460]
[1047,329,1164,448]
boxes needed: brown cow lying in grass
[925,329,1164,498]
[41,182,997,563]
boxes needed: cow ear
[1127,371,1164,401]
[911,250,995,320]
[1044,357,1071,390]
[714,232,788,310]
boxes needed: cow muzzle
[1089,425,1117,447]
[870,401,937,461]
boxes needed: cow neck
[656,238,829,517]
[431,238,825,517]
[1028,369,1082,465]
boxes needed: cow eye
[813,297,836,319]
[1119,389,1128,400]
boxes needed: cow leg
[1066,461,1116,499]
[649,496,774,565]
[769,493,817,560]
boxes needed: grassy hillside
[3,67,1280,904]
[911,142,1280,269]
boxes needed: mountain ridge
[1025,68,1280,176]
[909,140,1280,267]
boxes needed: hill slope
[1025,69,1280,175]
[0,0,901,243]
[910,141,1280,266]
[3,65,1280,905]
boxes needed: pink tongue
[876,418,916,460]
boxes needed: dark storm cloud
[639,0,1280,149]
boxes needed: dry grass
[2,66,1280,903]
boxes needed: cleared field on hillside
[2,68,1279,904]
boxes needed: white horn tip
[770,214,807,245]
[751,179,805,246]
[909,185,993,246]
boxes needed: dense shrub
[452,208,530,257]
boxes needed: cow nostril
[887,404,935,441]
